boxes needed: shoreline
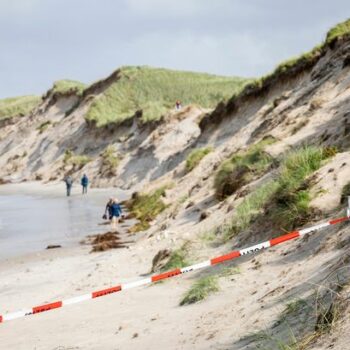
[0,181,132,260]
[0,180,130,196]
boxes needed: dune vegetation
[126,186,169,232]
[52,80,86,96]
[37,120,52,133]
[235,18,350,95]
[270,146,328,228]
[214,138,275,200]
[0,95,41,120]
[185,147,213,172]
[85,66,249,127]
[223,146,336,240]
[161,246,190,271]
[63,149,91,170]
[326,18,350,44]
[180,276,219,305]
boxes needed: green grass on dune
[243,18,350,93]
[271,146,329,229]
[214,137,275,200]
[277,147,325,195]
[63,149,91,170]
[326,18,350,44]
[85,66,249,127]
[161,247,190,272]
[180,276,219,306]
[223,180,280,241]
[186,147,213,172]
[52,80,86,96]
[37,120,52,133]
[0,95,41,120]
[223,146,336,241]
[126,186,169,232]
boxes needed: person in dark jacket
[64,175,73,197]
[104,198,114,219]
[81,174,89,194]
[103,198,122,230]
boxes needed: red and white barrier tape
[1,216,348,323]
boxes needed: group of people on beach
[63,174,123,230]
[64,174,89,196]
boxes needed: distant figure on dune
[64,175,73,197]
[103,197,122,231]
[175,100,182,110]
[81,174,89,194]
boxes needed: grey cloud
[0,0,349,98]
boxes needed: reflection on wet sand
[0,182,129,260]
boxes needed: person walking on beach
[103,198,122,231]
[81,174,89,194]
[64,175,73,197]
[103,197,114,220]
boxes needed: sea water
[0,182,128,260]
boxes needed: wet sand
[0,182,130,260]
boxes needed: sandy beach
[1,181,349,349]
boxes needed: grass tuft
[127,186,169,232]
[200,229,217,243]
[326,18,350,44]
[37,121,51,133]
[180,276,219,306]
[162,245,190,271]
[52,80,86,96]
[63,149,91,169]
[223,181,280,241]
[282,299,308,320]
[272,146,329,229]
[214,137,275,200]
[186,147,213,172]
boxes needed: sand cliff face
[1,34,350,350]
[0,36,349,192]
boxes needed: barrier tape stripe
[1,215,348,323]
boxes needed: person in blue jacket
[81,174,89,194]
[103,198,122,230]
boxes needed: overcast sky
[0,0,349,98]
